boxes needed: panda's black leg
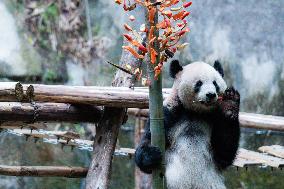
[135,119,162,174]
[211,87,240,170]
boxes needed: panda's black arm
[211,88,241,171]
[211,115,240,171]
[134,106,176,174]
[134,118,163,174]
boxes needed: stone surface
[0,2,42,77]
[89,1,284,107]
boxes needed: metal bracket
[15,82,24,102]
[26,85,39,124]
[26,85,35,102]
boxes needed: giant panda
[135,60,240,189]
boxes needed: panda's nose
[206,93,216,100]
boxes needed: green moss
[19,37,42,76]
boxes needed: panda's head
[168,60,227,113]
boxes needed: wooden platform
[236,148,284,168]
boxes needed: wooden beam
[128,109,284,132]
[0,165,88,178]
[0,83,173,108]
[239,112,284,132]
[0,82,150,108]
[1,83,284,131]
[0,102,102,123]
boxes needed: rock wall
[0,2,42,77]
[90,0,284,114]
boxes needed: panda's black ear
[170,60,183,78]
[214,60,224,77]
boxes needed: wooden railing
[0,81,283,187]
[0,82,283,131]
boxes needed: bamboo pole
[146,2,166,188]
[0,165,88,178]
[0,102,102,123]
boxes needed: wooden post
[146,2,166,189]
[86,5,145,185]
[86,107,125,189]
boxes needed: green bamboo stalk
[146,2,166,189]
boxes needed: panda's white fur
[164,61,227,189]
[165,124,226,189]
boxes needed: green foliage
[225,167,284,189]
[43,3,59,21]
[38,3,59,50]
[43,69,58,83]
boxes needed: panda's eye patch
[213,80,220,93]
[194,80,203,93]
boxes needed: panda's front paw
[223,87,240,103]
[219,87,240,120]
[135,145,162,174]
